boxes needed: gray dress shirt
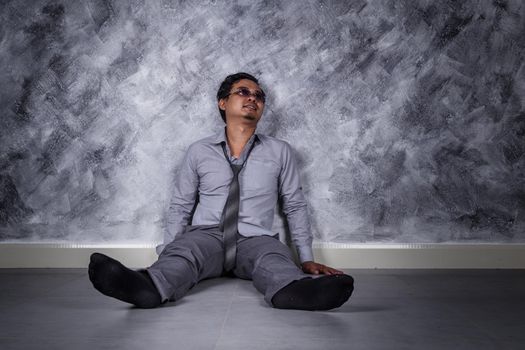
[158,128,314,263]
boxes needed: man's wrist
[297,245,314,263]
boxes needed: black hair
[216,72,262,123]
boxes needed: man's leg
[147,225,224,303]
[89,225,224,308]
[234,235,354,311]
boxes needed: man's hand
[301,261,344,275]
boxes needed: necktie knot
[231,164,243,177]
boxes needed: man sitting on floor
[88,72,354,310]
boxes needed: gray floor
[1,269,524,350]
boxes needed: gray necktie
[220,163,242,272]
[220,138,256,272]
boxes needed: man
[89,72,354,310]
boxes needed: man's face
[219,79,265,126]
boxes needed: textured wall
[0,0,524,244]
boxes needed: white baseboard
[1,243,525,268]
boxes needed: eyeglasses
[228,88,266,103]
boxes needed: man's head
[217,72,266,125]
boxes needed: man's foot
[271,274,354,311]
[88,253,162,308]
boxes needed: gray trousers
[147,225,310,306]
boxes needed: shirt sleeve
[278,142,314,263]
[156,145,199,255]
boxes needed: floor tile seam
[426,318,507,346]
[36,276,92,297]
[463,322,516,345]
[0,269,87,273]
[467,311,525,332]
[0,335,171,340]
[212,281,239,350]
[235,296,259,300]
[352,295,524,300]
[404,302,511,340]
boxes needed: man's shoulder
[257,134,293,157]
[186,132,221,151]
[191,133,218,145]
[257,134,291,150]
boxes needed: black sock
[271,274,354,311]
[88,253,162,308]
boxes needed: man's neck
[225,124,256,158]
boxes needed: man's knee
[253,249,297,275]
[158,241,203,273]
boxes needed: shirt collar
[212,127,260,145]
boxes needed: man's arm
[279,142,343,275]
[278,142,314,263]
[156,146,199,254]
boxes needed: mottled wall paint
[0,0,524,244]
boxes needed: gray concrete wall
[0,0,524,245]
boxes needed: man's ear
[218,99,226,111]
